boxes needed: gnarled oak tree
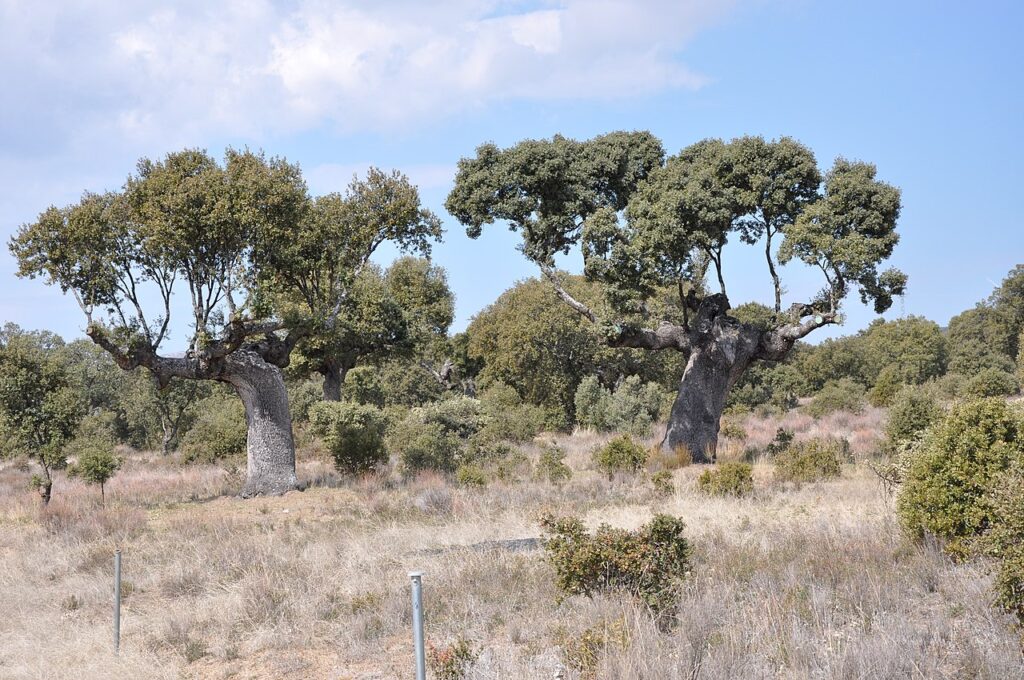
[446,132,904,461]
[10,151,440,496]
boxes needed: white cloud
[0,0,736,147]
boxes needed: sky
[0,0,1021,348]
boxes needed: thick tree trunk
[321,364,345,401]
[662,343,756,462]
[222,350,300,497]
[663,351,732,463]
[657,299,762,463]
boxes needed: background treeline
[3,263,1023,483]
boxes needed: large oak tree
[446,132,904,461]
[10,151,440,496]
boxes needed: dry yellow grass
[1,418,1021,679]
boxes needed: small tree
[0,326,84,503]
[72,445,122,506]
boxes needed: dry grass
[0,419,1021,679]
[727,407,888,462]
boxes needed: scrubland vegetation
[4,405,1024,679]
[4,133,1024,678]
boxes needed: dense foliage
[541,513,691,616]
[897,399,1024,556]
[697,462,754,497]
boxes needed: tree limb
[538,264,597,323]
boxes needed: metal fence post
[410,571,425,680]
[113,549,122,655]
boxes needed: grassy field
[1,410,1022,679]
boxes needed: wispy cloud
[0,0,735,149]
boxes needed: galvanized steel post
[113,549,122,655]
[409,571,425,680]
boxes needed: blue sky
[1,0,1021,347]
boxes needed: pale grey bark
[538,279,838,464]
[223,350,300,498]
[86,325,303,497]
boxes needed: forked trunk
[222,350,300,497]
[663,350,734,463]
[660,318,760,463]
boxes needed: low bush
[308,401,389,475]
[535,442,572,484]
[556,617,628,679]
[592,435,648,478]
[805,378,867,418]
[343,361,445,408]
[965,368,1019,398]
[574,375,668,437]
[389,396,484,475]
[984,465,1024,623]
[868,365,904,407]
[651,470,674,496]
[885,386,942,451]
[773,438,845,483]
[764,428,794,458]
[897,398,1024,557]
[477,382,546,443]
[427,636,477,680]
[390,419,464,475]
[455,463,487,487]
[718,420,746,440]
[540,513,691,616]
[180,395,247,464]
[697,462,754,497]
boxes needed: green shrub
[805,378,867,417]
[897,399,1024,557]
[536,442,572,484]
[764,428,794,457]
[180,395,247,464]
[885,386,942,451]
[697,462,754,496]
[718,420,746,440]
[426,636,477,680]
[477,382,546,443]
[455,463,487,487]
[344,361,445,408]
[984,466,1024,623]
[288,378,323,424]
[390,419,464,475]
[388,396,484,475]
[556,617,628,678]
[774,438,845,483]
[868,365,903,407]
[651,470,674,496]
[965,368,1019,398]
[540,513,691,615]
[592,435,648,478]
[933,372,968,400]
[416,396,485,438]
[574,376,611,431]
[308,401,389,475]
[574,375,668,437]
